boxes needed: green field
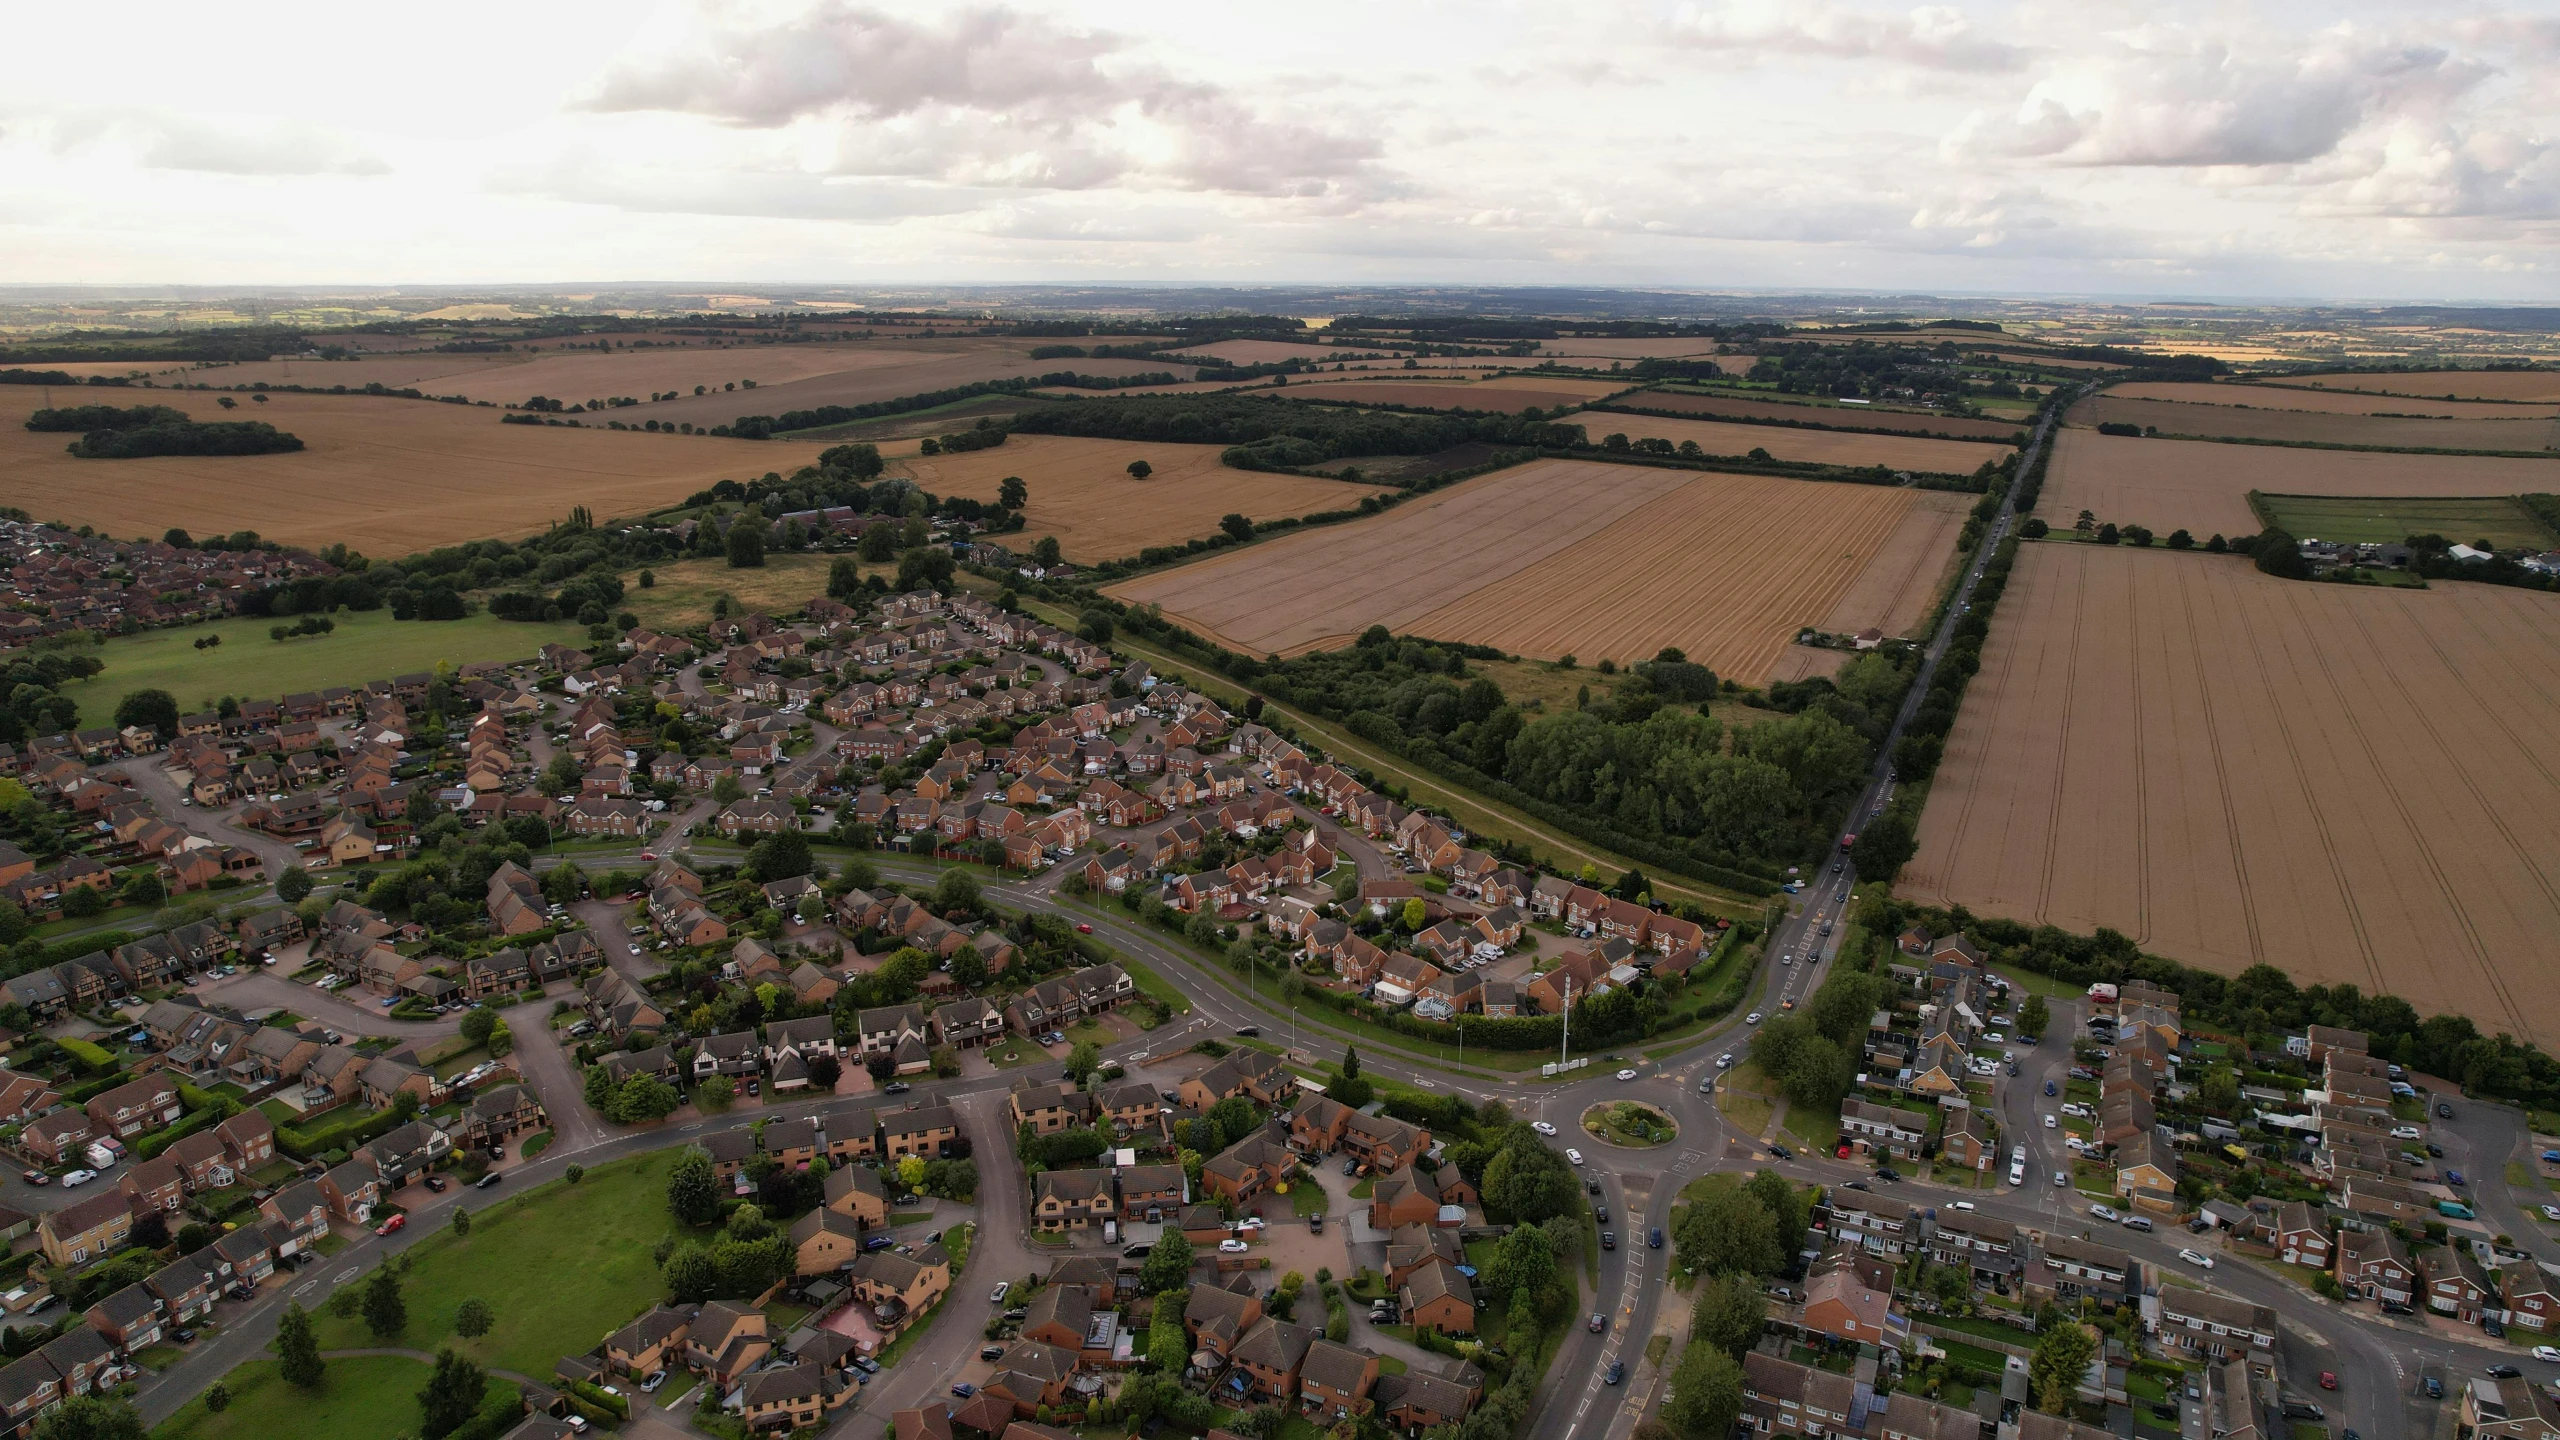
[153,1355,483,1440]
[2251,493,2558,550]
[61,609,585,718]
[308,1148,682,1377]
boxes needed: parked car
[883,1082,912,1095]
[2487,1365,2524,1380]
[951,1384,977,1399]
[2043,1080,2058,1096]
[2439,1102,2456,1119]
[990,1282,1011,1304]
[17,1170,46,1187]
[640,1371,669,1394]
[377,1214,406,1236]
[60,1170,94,1187]
[981,1346,1007,1362]
[2090,1204,2119,1222]
[1219,1239,1249,1254]
[1768,1143,1792,1161]
[422,1174,448,1193]
[475,1172,502,1189]
[2531,1347,2560,1364]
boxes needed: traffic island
[1581,1100,1678,1148]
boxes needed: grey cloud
[580,1,1388,199]
[1668,1,2030,73]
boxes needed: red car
[375,1214,406,1237]
[1075,923,1093,934]
[2319,1372,2337,1390]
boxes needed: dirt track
[2039,428,2560,539]
[1901,543,2560,1045]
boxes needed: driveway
[511,1011,610,1154]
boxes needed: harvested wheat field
[1815,491,1972,637]
[2114,381,2560,419]
[2041,429,2560,537]
[1902,542,2560,1045]
[0,392,819,555]
[1109,457,1941,681]
[2274,371,2560,404]
[1531,338,1729,361]
[1767,645,1852,683]
[891,434,1388,564]
[632,348,1194,430]
[1582,410,2007,474]
[1276,375,1632,413]
[2075,396,2560,452]
[1625,389,2027,441]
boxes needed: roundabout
[1581,1099,1678,1148]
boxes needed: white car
[1746,1012,1764,1025]
[1949,1200,1976,1211]
[1218,1239,1249,1254]
[1565,1148,1585,1167]
[1532,1121,1559,1136]
[1984,1032,2006,1044]
[1615,1069,1637,1082]
[2043,1113,2057,1129]
[990,1281,1010,1304]
[2535,1346,2560,1364]
[2177,1248,2215,1269]
[1236,1217,1265,1232]
[1717,1053,1735,1069]
[2542,1205,2560,1223]
[2389,1125,2422,1141]
[61,1170,94,1187]
[2090,1203,2119,1222]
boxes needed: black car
[884,1082,911,1095]
[980,1346,1007,1362]
[1586,1179,1603,1196]
[2439,1102,2456,1119]
[2426,1142,2445,1158]
[1769,1144,1792,1160]
[2489,1365,2524,1380]
[1606,1362,1625,1386]
[1236,1027,1261,1038]
[475,1172,502,1189]
[422,1174,448,1192]
[1649,1227,1664,1249]
[1601,1232,1616,1251]
[1594,1206,1609,1224]
[1875,1167,1901,1182]
[1844,1180,1871,1191]
[173,1329,197,1344]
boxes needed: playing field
[0,391,823,554]
[1107,457,1956,680]
[1582,410,2007,474]
[1625,389,2028,441]
[2111,381,2560,419]
[59,609,584,717]
[891,434,1390,563]
[2251,494,2558,550]
[1901,543,2560,1046]
[2076,395,2560,452]
[2039,428,2560,538]
[2266,371,2560,404]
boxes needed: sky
[5,0,2559,300]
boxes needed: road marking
[335,1267,358,1283]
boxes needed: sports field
[1582,410,2006,474]
[2039,428,2560,538]
[1107,457,1955,681]
[59,609,582,717]
[1901,543,2560,1046]
[2251,494,2557,550]
[891,434,1390,563]
[0,391,822,554]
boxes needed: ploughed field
[2040,428,2560,539]
[1579,409,2009,474]
[891,434,1391,563]
[1623,388,2028,441]
[1900,542,2560,1046]
[1105,457,1964,682]
[2075,395,2560,452]
[0,391,824,554]
[2252,370,2560,405]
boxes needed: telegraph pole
[1560,974,1572,1070]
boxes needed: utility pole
[1560,974,1572,1070]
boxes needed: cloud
[485,153,988,223]
[1668,1,2029,73]
[6,109,389,176]
[580,1,1390,199]
[1949,27,2491,168]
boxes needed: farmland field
[2039,428,2560,537]
[1259,374,1633,413]
[615,553,891,632]
[1530,338,1731,361]
[2113,381,2559,419]
[1900,543,2560,1046]
[1581,410,2007,474]
[1624,388,2027,440]
[2262,371,2560,404]
[151,339,928,406]
[2251,494,2557,550]
[1107,457,1949,681]
[59,609,584,717]
[891,434,1390,563]
[2075,395,2560,452]
[0,391,822,554]
[630,345,1195,430]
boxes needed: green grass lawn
[2253,493,2557,550]
[1715,1064,1776,1138]
[61,608,585,717]
[308,1149,682,1378]
[1115,957,1193,1015]
[153,1355,473,1440]
[1778,1103,1839,1153]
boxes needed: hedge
[278,1105,404,1161]
[133,1107,223,1162]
